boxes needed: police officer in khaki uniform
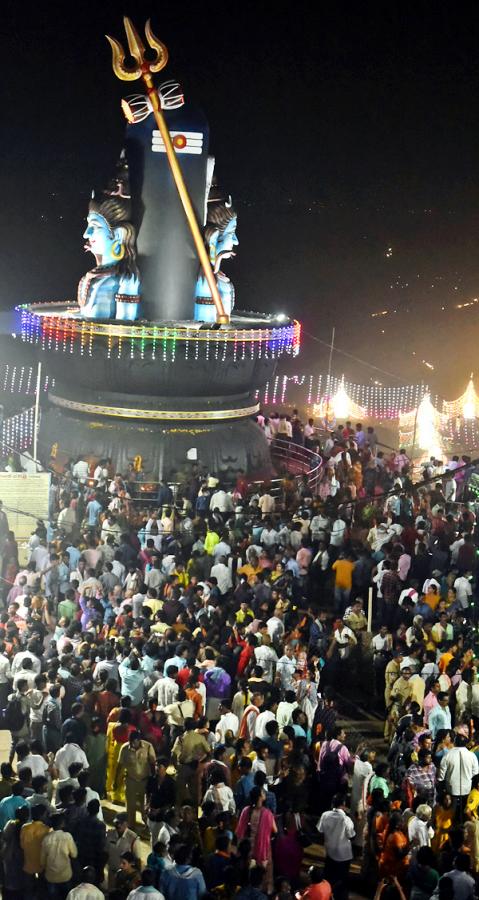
[116,730,156,828]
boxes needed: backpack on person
[4,696,26,733]
[42,700,60,730]
[319,741,343,788]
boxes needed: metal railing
[269,437,323,495]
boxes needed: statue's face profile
[83,212,123,266]
[214,215,238,272]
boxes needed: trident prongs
[106,17,168,82]
[144,20,168,73]
[105,15,229,323]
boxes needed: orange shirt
[425,590,440,611]
[186,687,203,719]
[332,559,355,590]
[439,651,453,674]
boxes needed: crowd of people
[0,416,477,900]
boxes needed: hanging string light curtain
[259,374,429,418]
[313,378,366,423]
[442,375,479,420]
[398,393,445,459]
[259,373,479,424]
[1,363,52,396]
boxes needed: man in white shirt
[408,805,433,849]
[276,646,297,691]
[258,491,275,517]
[372,625,392,660]
[333,621,357,659]
[277,693,298,729]
[215,701,239,743]
[203,774,235,813]
[303,418,316,446]
[30,541,50,573]
[0,648,12,709]
[13,665,36,691]
[310,512,330,542]
[450,536,465,564]
[254,637,278,683]
[149,670,179,706]
[329,516,347,549]
[454,574,473,610]
[209,489,233,513]
[70,561,87,587]
[210,557,233,595]
[267,608,285,644]
[213,538,231,561]
[368,523,394,554]
[54,741,88,779]
[101,516,122,545]
[11,649,41,677]
[323,434,335,456]
[72,457,89,483]
[57,505,77,535]
[17,748,49,780]
[350,753,374,819]
[260,524,279,548]
[317,795,355,892]
[438,734,479,799]
[254,706,276,740]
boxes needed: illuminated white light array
[1,406,35,455]
[0,364,53,395]
[258,373,428,419]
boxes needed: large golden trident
[106,17,229,325]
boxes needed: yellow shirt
[204,531,220,555]
[21,821,51,874]
[237,563,261,585]
[151,621,169,634]
[236,608,254,623]
[174,570,189,587]
[466,787,479,820]
[143,598,163,616]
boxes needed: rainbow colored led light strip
[16,304,301,362]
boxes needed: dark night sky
[2,1,479,395]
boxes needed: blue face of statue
[214,215,238,272]
[83,212,123,267]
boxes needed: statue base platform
[40,404,272,479]
[15,303,301,478]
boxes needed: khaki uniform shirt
[384,659,401,708]
[172,730,211,764]
[118,739,156,782]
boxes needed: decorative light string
[16,305,301,362]
[257,373,431,419]
[1,406,35,455]
[0,365,52,395]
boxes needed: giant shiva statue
[17,17,300,481]
[79,156,141,321]
[194,181,238,322]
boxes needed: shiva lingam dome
[15,18,300,477]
